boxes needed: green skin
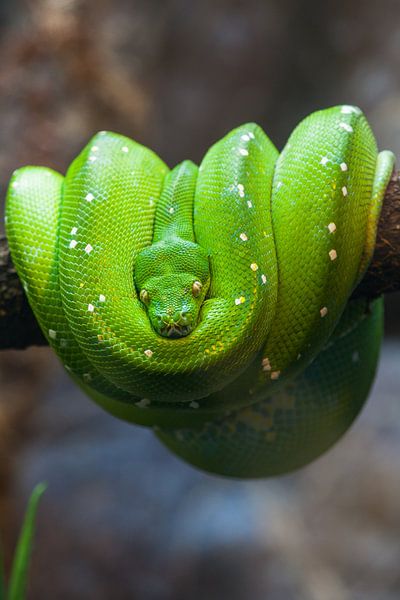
[5,105,395,478]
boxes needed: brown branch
[1,171,400,350]
[352,170,400,299]
[0,238,46,349]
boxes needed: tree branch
[352,170,400,299]
[0,238,46,349]
[1,170,400,350]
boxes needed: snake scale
[5,105,395,478]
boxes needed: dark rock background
[0,1,400,598]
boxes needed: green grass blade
[7,483,46,600]
[0,544,6,600]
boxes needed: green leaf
[7,483,47,600]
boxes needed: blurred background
[1,1,400,598]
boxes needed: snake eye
[140,289,150,305]
[192,281,202,298]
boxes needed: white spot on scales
[339,122,353,133]
[341,106,359,115]
[136,398,151,408]
[262,357,271,371]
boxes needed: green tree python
[5,105,395,478]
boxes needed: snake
[5,105,395,478]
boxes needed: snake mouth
[159,323,193,338]
[155,313,194,339]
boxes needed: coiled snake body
[5,106,395,477]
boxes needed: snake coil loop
[5,105,395,477]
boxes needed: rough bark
[352,170,400,299]
[0,237,46,349]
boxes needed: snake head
[134,238,210,339]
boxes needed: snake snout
[155,309,194,339]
